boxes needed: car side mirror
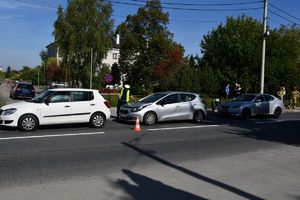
[255,99,262,103]
[157,100,165,107]
[44,98,50,105]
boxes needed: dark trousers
[117,100,126,118]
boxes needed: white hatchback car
[0,88,111,131]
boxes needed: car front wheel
[241,108,251,119]
[18,114,38,131]
[143,112,157,126]
[90,113,105,128]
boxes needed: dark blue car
[10,82,35,99]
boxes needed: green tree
[201,15,262,93]
[39,50,48,85]
[117,0,184,94]
[53,0,114,88]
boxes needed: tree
[5,66,11,78]
[201,15,262,93]
[53,0,114,88]
[117,0,184,94]
[39,50,48,85]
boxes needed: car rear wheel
[273,107,282,118]
[241,108,251,119]
[90,113,105,128]
[193,110,204,123]
[18,114,38,131]
[143,111,157,126]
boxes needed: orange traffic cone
[133,116,142,132]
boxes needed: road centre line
[254,120,282,124]
[0,132,105,141]
[147,124,227,131]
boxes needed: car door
[176,93,195,119]
[69,91,95,123]
[255,95,269,115]
[39,91,71,125]
[156,94,181,121]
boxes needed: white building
[46,35,120,67]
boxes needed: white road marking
[147,124,226,131]
[254,120,282,124]
[0,132,105,141]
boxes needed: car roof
[48,88,98,92]
[155,91,198,95]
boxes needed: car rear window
[72,91,94,101]
[18,83,34,90]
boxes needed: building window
[113,53,118,59]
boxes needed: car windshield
[29,90,55,103]
[235,94,257,102]
[139,93,168,103]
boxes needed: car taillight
[104,100,110,108]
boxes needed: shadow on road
[115,169,207,200]
[121,142,264,200]
[223,120,300,147]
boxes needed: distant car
[119,91,206,125]
[49,82,68,89]
[218,93,284,119]
[1,88,111,131]
[10,82,35,99]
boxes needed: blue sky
[0,0,299,70]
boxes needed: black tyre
[241,108,251,119]
[18,114,38,131]
[273,107,282,118]
[90,113,105,128]
[143,111,157,126]
[193,110,204,123]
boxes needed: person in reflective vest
[289,86,300,109]
[117,84,131,118]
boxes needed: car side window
[72,91,94,101]
[180,94,195,102]
[255,95,265,102]
[162,94,180,104]
[48,91,70,103]
[263,95,274,102]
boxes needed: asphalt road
[0,83,300,200]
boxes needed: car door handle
[90,104,95,106]
[65,105,70,108]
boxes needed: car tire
[143,111,157,126]
[90,113,105,128]
[193,110,204,123]
[241,108,251,119]
[18,114,38,131]
[273,107,282,118]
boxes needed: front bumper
[119,108,144,122]
[0,114,18,127]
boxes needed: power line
[269,3,300,22]
[130,0,263,7]
[269,9,300,27]
[108,0,263,12]
[12,0,58,9]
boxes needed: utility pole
[260,0,268,94]
[90,48,93,89]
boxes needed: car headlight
[2,108,17,115]
[130,105,148,112]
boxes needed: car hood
[1,101,39,110]
[122,101,152,108]
[221,101,251,107]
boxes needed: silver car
[119,91,206,125]
[218,93,284,118]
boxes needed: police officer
[117,84,132,118]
